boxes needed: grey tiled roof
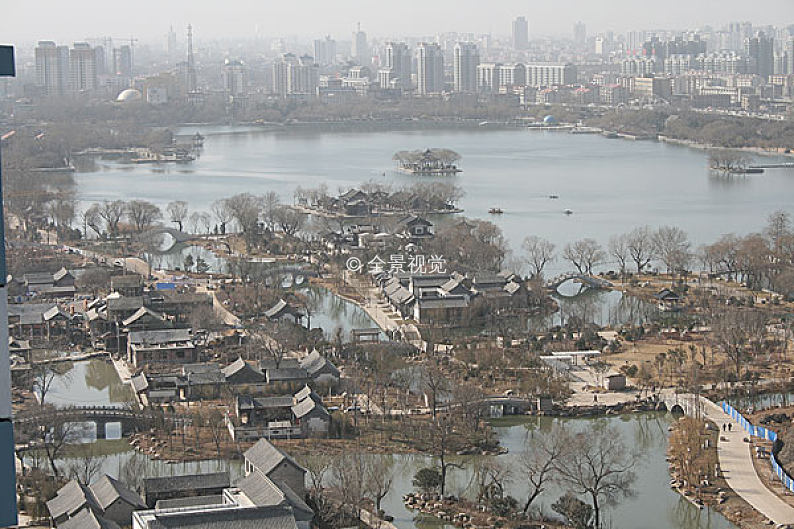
[58,508,120,529]
[128,328,193,345]
[154,495,224,510]
[236,471,286,507]
[266,368,308,382]
[46,480,95,520]
[143,505,299,529]
[143,472,230,495]
[90,474,146,510]
[244,439,305,478]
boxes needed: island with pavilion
[393,148,462,175]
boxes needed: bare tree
[625,226,656,273]
[273,206,305,237]
[205,409,226,458]
[522,235,555,279]
[188,211,202,234]
[472,457,512,504]
[562,238,605,275]
[166,201,189,232]
[608,234,630,278]
[119,453,148,494]
[712,308,767,379]
[708,150,752,177]
[518,424,567,514]
[365,455,395,513]
[653,226,691,275]
[554,425,639,529]
[332,452,366,521]
[126,200,162,233]
[211,199,233,234]
[82,204,104,238]
[421,363,449,420]
[32,362,63,409]
[199,212,213,234]
[97,200,125,237]
[260,191,281,230]
[65,444,106,486]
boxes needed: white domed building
[115,88,142,103]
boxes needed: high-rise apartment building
[273,53,319,96]
[512,17,529,50]
[313,36,337,67]
[416,42,444,95]
[69,42,97,93]
[223,58,248,97]
[113,45,133,77]
[35,41,69,96]
[525,63,577,88]
[167,26,178,65]
[380,42,411,90]
[573,22,586,46]
[453,42,479,93]
[787,38,794,75]
[352,24,369,65]
[744,31,774,78]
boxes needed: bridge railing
[720,401,793,493]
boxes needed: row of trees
[523,225,692,279]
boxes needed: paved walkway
[700,397,794,525]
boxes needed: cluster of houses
[131,350,339,440]
[7,272,213,365]
[323,214,435,253]
[378,271,529,325]
[47,439,312,529]
[297,186,458,218]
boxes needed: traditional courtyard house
[654,288,682,311]
[263,299,305,325]
[395,215,434,242]
[127,328,197,367]
[264,366,311,395]
[222,357,267,391]
[110,274,144,297]
[230,386,330,440]
[134,442,310,529]
[46,475,145,527]
[243,439,307,498]
[299,349,340,386]
[142,472,231,508]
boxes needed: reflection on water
[379,413,734,529]
[299,287,383,340]
[146,243,226,274]
[529,286,657,332]
[43,359,134,408]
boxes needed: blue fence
[720,401,793,493]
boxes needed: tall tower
[417,42,443,95]
[35,41,69,96]
[352,23,369,65]
[574,22,587,47]
[745,31,774,78]
[69,42,97,93]
[167,26,177,65]
[453,42,479,93]
[186,24,197,93]
[512,16,529,50]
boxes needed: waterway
[75,127,793,277]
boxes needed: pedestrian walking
[728,423,732,432]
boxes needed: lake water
[75,127,793,276]
[39,358,734,528]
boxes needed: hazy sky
[2,0,792,45]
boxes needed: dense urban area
[0,6,794,529]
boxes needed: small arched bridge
[136,227,193,251]
[545,272,613,292]
[16,406,183,439]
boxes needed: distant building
[35,41,69,96]
[223,58,248,97]
[313,36,336,67]
[416,42,444,95]
[127,328,197,367]
[380,41,412,90]
[573,21,586,46]
[745,31,774,78]
[69,42,97,94]
[633,76,672,101]
[273,53,318,97]
[453,42,479,93]
[512,16,529,50]
[525,62,577,88]
[47,474,145,527]
[352,23,369,65]
[113,45,132,78]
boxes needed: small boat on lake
[564,209,573,215]
[488,208,504,214]
[549,194,559,199]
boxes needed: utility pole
[0,44,18,527]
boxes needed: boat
[549,194,559,199]
[488,208,504,214]
[564,209,573,215]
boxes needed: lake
[75,127,793,276]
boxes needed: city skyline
[1,0,792,45]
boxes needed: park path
[700,398,794,525]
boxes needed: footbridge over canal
[545,272,613,292]
[15,406,185,439]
